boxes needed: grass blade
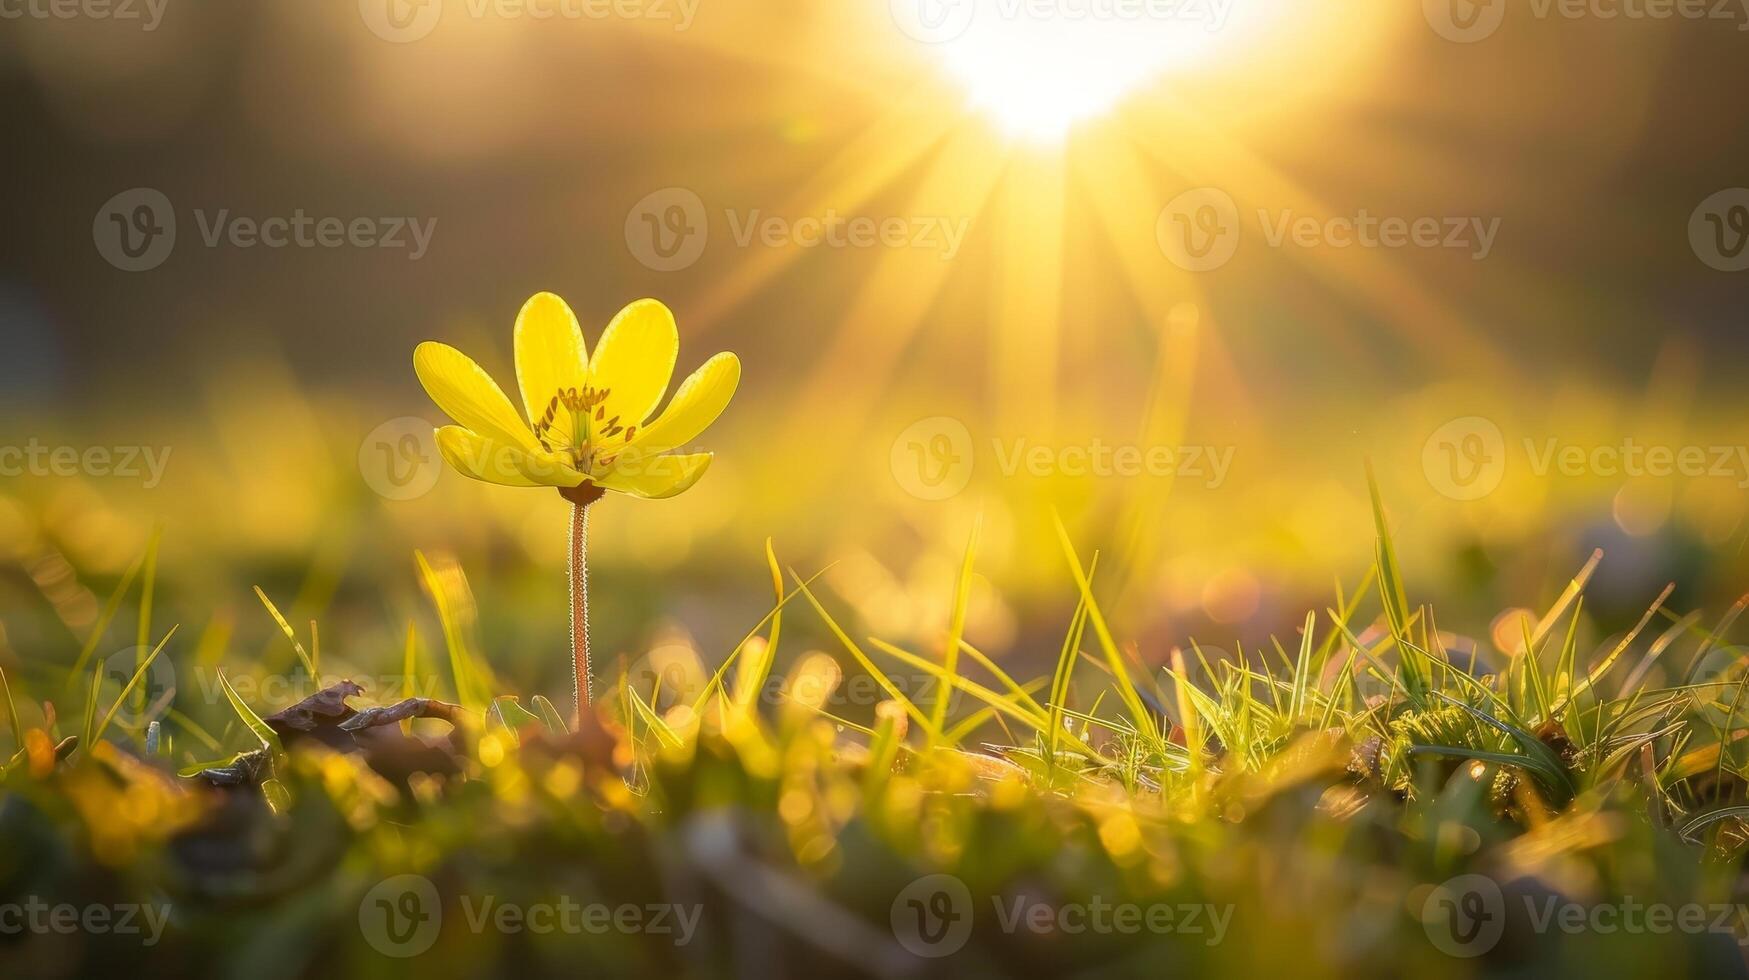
[216,667,281,751]
[414,550,492,711]
[793,572,934,737]
[1365,464,1426,700]
[531,695,570,735]
[929,515,981,745]
[254,586,317,678]
[1051,510,1158,744]
[1679,805,1749,842]
[91,626,179,747]
[1288,611,1316,725]
[1047,573,1095,770]
[0,663,18,756]
[732,539,786,711]
[67,547,147,688]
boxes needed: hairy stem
[569,500,592,723]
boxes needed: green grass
[4,482,1749,977]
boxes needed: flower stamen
[532,394,564,452]
[553,385,613,454]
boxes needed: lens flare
[922,0,1244,141]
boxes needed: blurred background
[2,0,1748,720]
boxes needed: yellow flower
[414,292,739,502]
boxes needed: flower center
[532,386,638,475]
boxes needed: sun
[919,1,1243,142]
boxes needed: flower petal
[513,291,588,447]
[589,299,677,430]
[597,451,711,499]
[414,342,539,452]
[436,426,584,488]
[627,352,739,454]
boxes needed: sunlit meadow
[3,2,1749,977]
